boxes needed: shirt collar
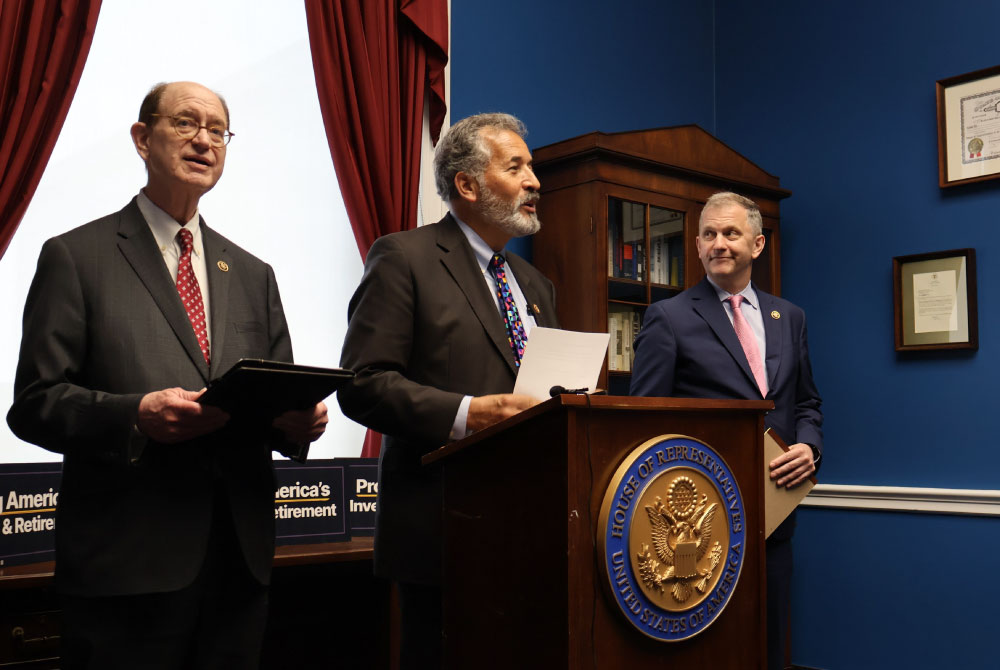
[452,212,504,272]
[137,190,202,255]
[706,276,759,310]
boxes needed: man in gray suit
[7,81,327,669]
[338,113,558,667]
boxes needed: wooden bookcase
[530,125,791,394]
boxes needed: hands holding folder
[136,359,353,445]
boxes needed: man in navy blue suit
[630,191,822,670]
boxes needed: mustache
[519,192,540,207]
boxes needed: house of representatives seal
[597,434,746,642]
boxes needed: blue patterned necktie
[488,254,527,366]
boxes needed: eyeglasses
[149,114,235,147]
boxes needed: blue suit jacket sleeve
[629,300,677,398]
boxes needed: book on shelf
[666,235,683,286]
[630,310,641,370]
[608,312,623,371]
[609,239,647,281]
[650,236,666,284]
[607,308,641,373]
[622,312,633,372]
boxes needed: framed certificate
[937,65,1000,187]
[893,249,977,351]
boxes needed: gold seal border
[596,433,746,643]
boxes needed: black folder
[198,359,354,419]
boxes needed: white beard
[478,184,541,238]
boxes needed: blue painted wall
[713,0,1000,488]
[710,2,1000,667]
[451,0,716,148]
[792,509,1000,669]
[451,0,716,259]
[453,1,1000,667]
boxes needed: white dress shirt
[137,191,212,348]
[448,215,537,439]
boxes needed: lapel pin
[532,303,541,315]
[217,261,229,272]
[771,310,780,320]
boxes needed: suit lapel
[506,254,557,328]
[115,199,211,383]
[436,215,520,374]
[689,278,761,397]
[201,222,233,379]
[757,288,783,391]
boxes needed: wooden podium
[424,394,771,669]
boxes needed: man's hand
[467,393,540,433]
[769,442,816,488]
[137,388,229,443]
[272,402,329,444]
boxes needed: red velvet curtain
[305,0,447,457]
[0,0,101,259]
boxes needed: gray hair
[701,192,763,236]
[434,113,527,201]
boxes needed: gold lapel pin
[771,310,781,320]
[217,261,229,272]
[532,303,541,315]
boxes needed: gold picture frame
[893,249,977,351]
[937,65,1000,187]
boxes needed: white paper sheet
[913,269,958,333]
[512,327,610,400]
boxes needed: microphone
[549,385,590,397]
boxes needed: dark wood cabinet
[0,540,391,669]
[530,125,791,393]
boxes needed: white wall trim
[801,484,1000,517]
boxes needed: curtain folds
[0,0,102,258]
[305,0,448,458]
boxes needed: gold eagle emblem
[637,476,723,602]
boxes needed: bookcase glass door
[606,196,686,395]
[607,198,645,291]
[649,204,684,300]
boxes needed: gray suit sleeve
[337,235,464,447]
[7,237,144,463]
[262,263,311,462]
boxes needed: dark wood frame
[936,64,1000,188]
[893,248,978,351]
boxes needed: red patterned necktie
[488,254,527,366]
[176,228,210,365]
[727,295,766,397]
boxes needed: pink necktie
[176,228,210,365]
[727,295,766,397]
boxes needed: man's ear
[454,171,479,203]
[751,233,766,259]
[130,122,150,161]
